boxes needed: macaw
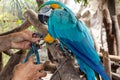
[38,1,110,80]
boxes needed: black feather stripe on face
[38,14,44,24]
[38,14,49,24]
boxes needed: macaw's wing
[60,37,109,80]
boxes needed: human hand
[12,57,47,80]
[10,30,40,49]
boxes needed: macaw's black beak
[38,14,44,24]
[38,14,49,24]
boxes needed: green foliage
[9,0,37,19]
[0,12,18,20]
[15,20,22,25]
[10,0,22,19]
[27,25,37,32]
[117,0,120,2]
[75,0,88,5]
[0,12,18,33]
[0,0,38,33]
[2,53,10,67]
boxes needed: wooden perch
[44,61,57,73]
[24,10,48,35]
[99,53,120,61]
[47,42,81,80]
[0,50,24,80]
[112,72,120,80]
[44,61,84,74]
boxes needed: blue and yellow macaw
[38,1,110,80]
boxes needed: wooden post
[36,0,44,7]
[112,16,120,56]
[0,52,2,72]
[0,50,24,80]
[103,7,115,55]
[102,50,112,79]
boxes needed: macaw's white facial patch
[38,5,53,17]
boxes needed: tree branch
[99,52,120,62]
[0,52,2,72]
[103,8,115,55]
[0,20,31,36]
[112,15,120,56]
[0,50,25,80]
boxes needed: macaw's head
[38,2,61,24]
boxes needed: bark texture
[0,50,24,80]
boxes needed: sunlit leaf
[27,26,37,32]
[15,20,22,25]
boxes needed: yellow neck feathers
[44,34,55,43]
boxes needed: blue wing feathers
[61,38,109,80]
[75,56,96,80]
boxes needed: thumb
[27,56,34,64]
[11,41,31,49]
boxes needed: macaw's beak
[38,14,49,24]
[38,5,52,24]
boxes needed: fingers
[34,71,47,80]
[35,64,45,71]
[11,30,40,43]
[11,41,31,49]
[26,57,45,71]
[10,30,41,49]
[21,30,40,43]
[38,71,47,77]
[25,57,44,68]
[13,56,47,80]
